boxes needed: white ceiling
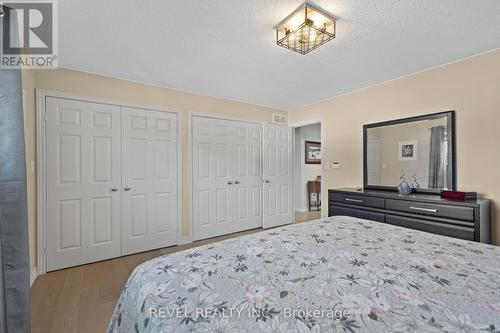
[59,0,500,111]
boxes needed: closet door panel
[193,117,263,240]
[233,123,263,232]
[46,97,121,271]
[263,124,293,229]
[122,107,178,255]
[192,117,233,240]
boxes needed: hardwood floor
[30,228,260,333]
[294,210,321,223]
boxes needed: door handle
[264,180,271,184]
[234,180,240,185]
[124,186,132,191]
[227,181,233,185]
[345,198,363,203]
[409,206,438,213]
[111,186,119,192]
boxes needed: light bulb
[310,29,316,38]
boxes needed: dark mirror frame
[363,111,456,194]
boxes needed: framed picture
[305,141,321,164]
[398,140,417,161]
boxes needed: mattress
[108,216,500,332]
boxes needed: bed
[108,216,500,332]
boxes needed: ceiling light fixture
[276,3,336,55]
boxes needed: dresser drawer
[330,193,385,209]
[386,215,474,241]
[386,199,474,222]
[330,205,385,223]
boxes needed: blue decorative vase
[397,170,412,195]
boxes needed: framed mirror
[363,111,456,193]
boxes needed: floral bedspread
[108,216,500,333]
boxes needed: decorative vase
[411,171,421,189]
[397,170,412,195]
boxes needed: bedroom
[0,1,499,332]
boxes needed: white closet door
[121,107,178,255]
[192,117,233,240]
[46,97,122,271]
[233,123,263,232]
[263,124,293,229]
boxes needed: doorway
[293,122,322,223]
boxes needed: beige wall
[289,49,500,244]
[21,68,287,272]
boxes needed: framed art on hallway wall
[305,141,321,164]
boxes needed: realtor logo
[1,0,58,68]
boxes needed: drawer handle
[345,198,363,203]
[410,206,438,213]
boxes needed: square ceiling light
[276,3,336,55]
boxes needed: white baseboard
[30,267,38,287]
[178,236,192,245]
[295,207,308,212]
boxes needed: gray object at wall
[428,126,446,189]
[0,67,31,332]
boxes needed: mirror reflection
[366,115,453,190]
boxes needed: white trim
[35,89,183,114]
[319,120,326,218]
[30,267,37,287]
[189,111,264,125]
[289,119,322,128]
[178,236,193,245]
[176,111,183,247]
[36,89,183,275]
[187,111,194,242]
[36,89,47,275]
[291,126,297,222]
[23,90,38,284]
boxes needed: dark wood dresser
[328,188,491,243]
